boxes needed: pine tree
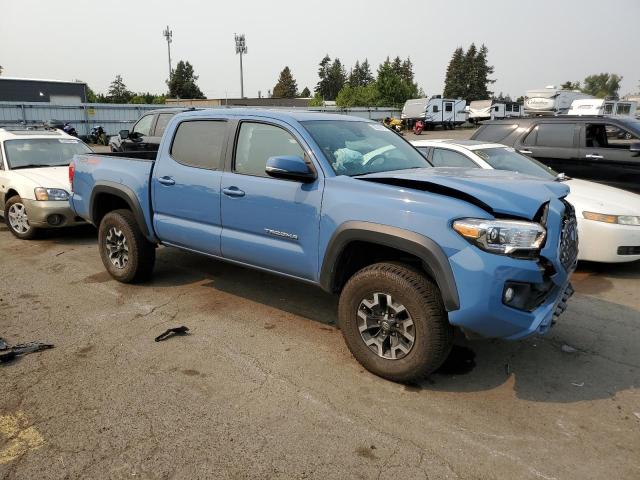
[167,60,205,99]
[299,87,311,98]
[315,54,332,99]
[443,47,466,99]
[360,59,374,85]
[107,75,132,103]
[272,66,298,98]
[470,44,495,100]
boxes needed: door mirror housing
[630,142,640,153]
[119,129,130,140]
[265,155,316,183]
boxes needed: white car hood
[11,167,72,191]
[566,178,640,215]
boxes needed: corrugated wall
[0,102,402,137]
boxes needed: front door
[152,119,228,255]
[579,122,640,193]
[220,120,323,281]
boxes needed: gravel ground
[1,127,639,479]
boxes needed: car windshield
[474,147,557,179]
[302,120,431,176]
[4,138,92,169]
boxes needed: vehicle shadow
[150,248,638,404]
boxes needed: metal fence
[0,102,402,137]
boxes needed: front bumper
[578,218,640,263]
[22,199,86,228]
[446,197,576,340]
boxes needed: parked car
[70,109,577,383]
[412,139,640,263]
[470,116,640,194]
[524,86,593,116]
[108,108,193,152]
[468,100,523,124]
[401,97,467,129]
[0,125,90,239]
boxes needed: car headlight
[453,218,546,256]
[34,187,70,201]
[583,211,640,226]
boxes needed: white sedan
[411,139,640,263]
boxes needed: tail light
[68,162,75,191]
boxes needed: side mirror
[630,142,640,153]
[119,129,130,140]
[265,155,316,183]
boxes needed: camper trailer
[401,96,467,128]
[567,98,638,117]
[468,100,523,123]
[524,86,593,116]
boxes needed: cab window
[154,113,174,137]
[170,120,226,170]
[132,115,154,136]
[234,123,305,177]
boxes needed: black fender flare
[89,182,156,242]
[319,221,460,311]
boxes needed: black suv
[109,108,193,152]
[471,116,640,193]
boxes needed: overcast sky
[2,0,639,100]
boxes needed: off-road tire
[338,262,453,383]
[4,195,38,240]
[98,209,155,283]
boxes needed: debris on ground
[634,412,640,420]
[571,382,585,387]
[561,344,578,353]
[155,326,190,342]
[0,340,54,364]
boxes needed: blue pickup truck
[70,109,578,382]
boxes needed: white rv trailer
[468,99,523,123]
[524,86,594,116]
[401,96,467,128]
[567,98,638,117]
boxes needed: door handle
[222,186,245,197]
[158,176,175,186]
[585,154,603,159]
[519,149,533,154]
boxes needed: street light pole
[234,33,247,99]
[163,26,173,82]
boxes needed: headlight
[453,218,546,256]
[34,187,69,201]
[583,211,640,226]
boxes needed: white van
[468,100,523,123]
[567,98,638,117]
[401,97,467,128]
[524,86,593,116]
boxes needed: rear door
[220,119,323,281]
[515,122,581,175]
[152,119,228,255]
[579,121,640,193]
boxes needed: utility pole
[163,26,173,82]
[234,33,247,99]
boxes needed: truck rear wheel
[338,262,453,383]
[98,209,155,283]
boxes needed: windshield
[474,147,557,179]
[4,138,92,170]
[302,120,430,176]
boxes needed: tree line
[561,73,624,99]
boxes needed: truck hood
[10,166,72,191]
[356,167,569,219]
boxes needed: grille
[558,201,579,271]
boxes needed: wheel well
[92,193,131,226]
[4,189,19,203]
[331,241,425,293]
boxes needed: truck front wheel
[338,262,453,383]
[98,209,155,283]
